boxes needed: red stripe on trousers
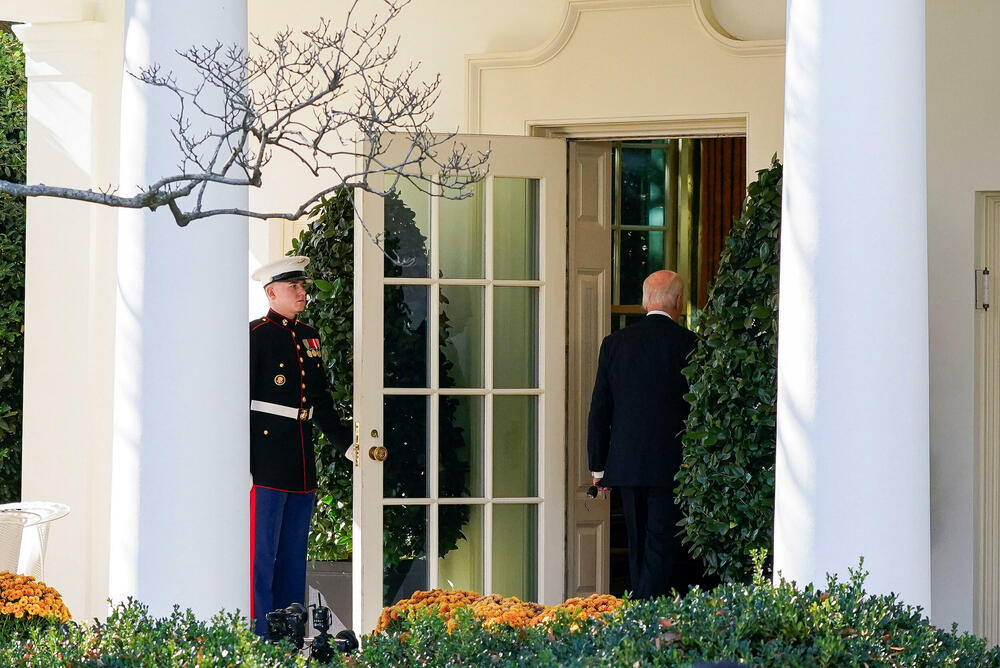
[249,485,257,621]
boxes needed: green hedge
[0,600,308,667]
[2,566,997,666]
[675,157,781,583]
[0,31,26,504]
[362,564,998,667]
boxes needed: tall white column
[775,0,930,611]
[16,18,120,622]
[109,0,249,618]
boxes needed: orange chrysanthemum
[375,588,621,634]
[530,593,623,628]
[0,571,71,623]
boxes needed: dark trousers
[619,485,682,600]
[251,486,315,636]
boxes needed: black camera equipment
[309,631,335,662]
[266,602,307,649]
[312,603,331,633]
[309,602,336,662]
[308,597,360,662]
[333,629,360,653]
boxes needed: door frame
[547,117,747,598]
[975,191,1000,646]
[352,134,568,632]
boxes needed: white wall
[925,0,1000,633]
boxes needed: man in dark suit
[587,270,696,600]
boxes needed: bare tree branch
[0,0,489,228]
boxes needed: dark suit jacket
[587,313,697,487]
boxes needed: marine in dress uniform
[249,256,351,636]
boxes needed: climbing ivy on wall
[675,157,782,583]
[0,31,26,503]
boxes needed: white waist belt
[251,400,313,421]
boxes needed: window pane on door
[383,505,428,606]
[620,146,666,228]
[384,285,430,388]
[494,178,539,280]
[492,396,537,497]
[383,395,429,498]
[384,179,431,278]
[440,285,485,388]
[493,287,538,389]
[438,504,484,592]
[440,181,485,279]
[492,504,537,600]
[440,395,484,498]
[617,229,665,305]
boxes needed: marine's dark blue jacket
[250,309,350,491]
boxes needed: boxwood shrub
[356,563,998,667]
[676,157,782,583]
[0,599,307,667]
[2,566,997,666]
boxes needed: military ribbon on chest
[303,338,322,358]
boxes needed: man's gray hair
[642,272,684,311]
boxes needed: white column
[775,0,930,611]
[17,19,120,622]
[109,0,249,618]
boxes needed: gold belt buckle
[299,408,309,421]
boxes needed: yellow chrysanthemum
[375,588,621,634]
[0,571,72,623]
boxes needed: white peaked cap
[251,255,312,286]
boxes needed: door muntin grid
[381,175,543,604]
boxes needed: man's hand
[593,476,610,492]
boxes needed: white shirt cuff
[590,471,604,479]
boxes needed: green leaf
[677,159,781,584]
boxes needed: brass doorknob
[369,445,388,462]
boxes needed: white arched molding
[466,0,686,133]
[692,0,785,56]
[466,0,785,134]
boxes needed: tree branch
[0,0,489,230]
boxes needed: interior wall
[926,0,1000,634]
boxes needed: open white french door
[352,134,566,632]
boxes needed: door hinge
[977,267,991,311]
